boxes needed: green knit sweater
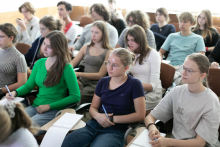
[16,58,80,110]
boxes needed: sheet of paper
[40,126,69,147]
[53,113,83,129]
[162,60,170,64]
[0,97,24,105]
[132,129,166,147]
[73,50,79,57]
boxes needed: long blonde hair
[193,10,216,43]
[0,103,38,143]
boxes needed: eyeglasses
[104,61,124,70]
[127,20,134,25]
[179,65,200,76]
[39,27,48,32]
[0,35,7,40]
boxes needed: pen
[5,85,12,97]
[102,104,109,119]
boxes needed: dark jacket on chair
[25,36,44,69]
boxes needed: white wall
[1,0,220,16]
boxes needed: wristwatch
[0,88,2,94]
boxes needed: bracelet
[146,123,156,130]
[109,115,114,123]
[205,47,208,52]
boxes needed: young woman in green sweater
[6,31,80,135]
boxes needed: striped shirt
[0,46,27,88]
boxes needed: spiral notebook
[41,113,83,147]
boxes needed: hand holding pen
[94,105,115,128]
[5,85,16,100]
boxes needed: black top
[208,39,220,63]
[150,23,176,50]
[109,19,126,37]
[192,27,219,56]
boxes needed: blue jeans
[25,106,59,135]
[61,119,125,147]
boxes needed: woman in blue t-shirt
[62,48,146,147]
[150,7,176,51]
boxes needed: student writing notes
[145,53,220,147]
[6,31,80,135]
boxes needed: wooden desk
[41,109,86,131]
[126,127,146,147]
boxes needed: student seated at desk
[16,2,40,46]
[125,25,162,112]
[150,7,176,51]
[62,48,146,147]
[192,9,219,57]
[0,102,38,147]
[25,15,62,69]
[159,11,205,85]
[70,21,112,104]
[6,31,80,135]
[145,53,220,147]
[0,23,27,99]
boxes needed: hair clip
[5,101,16,118]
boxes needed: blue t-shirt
[161,32,205,66]
[95,75,145,116]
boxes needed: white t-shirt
[65,22,77,47]
[129,49,162,92]
[17,16,40,46]
[0,128,38,147]
[151,84,220,145]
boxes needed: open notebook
[0,97,24,105]
[130,129,166,147]
[41,113,83,147]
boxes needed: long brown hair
[0,103,38,143]
[192,10,216,43]
[125,10,150,31]
[43,31,71,87]
[186,53,209,88]
[89,21,112,50]
[125,24,151,65]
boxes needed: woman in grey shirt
[116,10,156,49]
[0,23,27,99]
[145,53,220,147]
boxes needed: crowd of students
[0,0,220,147]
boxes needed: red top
[64,22,73,34]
